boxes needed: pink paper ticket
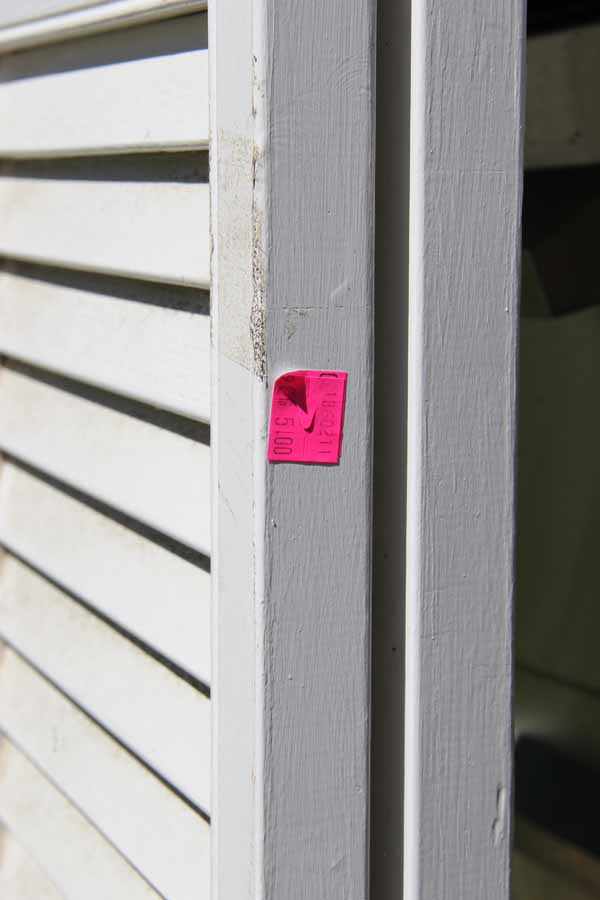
[267,370,347,463]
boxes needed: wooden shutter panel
[0,6,211,898]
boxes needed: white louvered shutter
[0,4,211,898]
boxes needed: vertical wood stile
[404,2,524,899]
[210,0,376,897]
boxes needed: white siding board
[0,367,210,554]
[0,645,210,900]
[0,18,209,157]
[0,461,210,682]
[0,268,210,421]
[0,175,210,288]
[0,827,63,900]
[0,742,160,900]
[403,0,523,898]
[0,555,210,811]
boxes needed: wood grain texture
[526,24,600,169]
[0,461,210,682]
[0,645,210,900]
[0,554,210,810]
[260,0,375,896]
[0,742,160,900]
[0,171,210,288]
[210,0,375,896]
[0,266,210,421]
[0,827,63,900]
[404,1,523,898]
[0,367,210,554]
[0,14,208,157]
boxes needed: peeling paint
[251,201,266,379]
[492,785,507,846]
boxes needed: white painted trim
[210,0,375,896]
[209,0,258,896]
[0,0,206,53]
[403,1,524,898]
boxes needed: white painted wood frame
[0,1,207,52]
[402,2,524,899]
[210,0,375,897]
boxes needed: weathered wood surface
[403,0,523,898]
[0,741,160,900]
[0,265,210,421]
[0,461,210,682]
[0,15,208,157]
[0,366,210,553]
[0,826,63,900]
[210,0,375,896]
[0,168,210,287]
[0,554,210,810]
[0,645,210,900]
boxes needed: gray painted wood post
[210,0,375,896]
[403,1,524,898]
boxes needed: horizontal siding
[0,169,210,287]
[0,743,160,900]
[0,15,208,157]
[0,461,210,682]
[0,366,210,553]
[0,644,210,900]
[0,266,210,421]
[0,826,63,900]
[0,554,210,810]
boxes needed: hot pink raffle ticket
[267,370,347,464]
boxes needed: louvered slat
[0,461,210,682]
[0,555,210,810]
[0,0,96,29]
[0,645,210,900]
[0,170,210,287]
[0,826,63,900]
[0,8,213,897]
[0,15,208,157]
[0,266,210,421]
[0,743,160,900]
[0,367,210,553]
